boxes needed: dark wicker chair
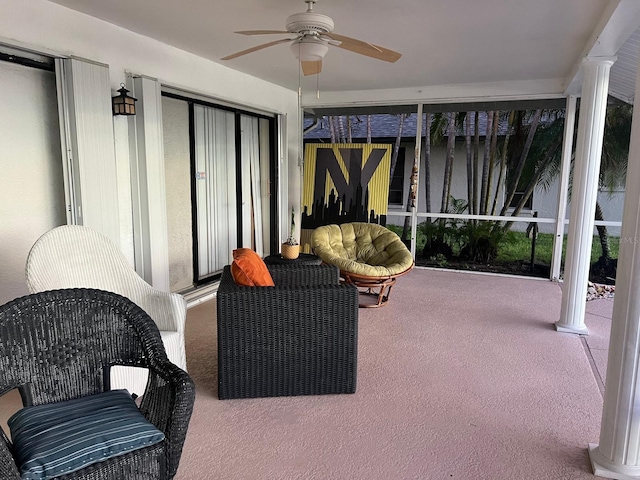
[217,263,359,399]
[0,288,195,480]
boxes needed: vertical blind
[193,105,237,279]
[193,106,272,280]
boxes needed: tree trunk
[328,115,337,143]
[595,201,611,260]
[465,113,473,214]
[484,111,500,214]
[388,113,407,182]
[491,111,514,215]
[366,115,372,144]
[338,115,347,143]
[440,112,456,213]
[500,109,542,216]
[472,112,479,216]
[479,111,493,215]
[347,116,352,143]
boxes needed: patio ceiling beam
[301,79,566,110]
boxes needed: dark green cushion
[8,389,165,480]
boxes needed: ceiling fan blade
[236,30,291,36]
[301,60,322,76]
[324,32,401,63]
[221,38,292,61]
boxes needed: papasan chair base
[341,270,408,308]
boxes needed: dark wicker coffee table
[263,253,322,266]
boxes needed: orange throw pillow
[230,248,275,287]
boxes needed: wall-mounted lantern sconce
[112,83,137,116]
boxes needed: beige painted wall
[162,96,194,292]
[0,62,66,304]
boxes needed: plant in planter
[281,207,300,259]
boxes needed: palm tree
[328,115,337,142]
[465,113,473,215]
[440,112,456,213]
[479,111,494,215]
[483,111,500,215]
[491,111,514,215]
[472,112,480,215]
[388,113,408,181]
[594,103,633,262]
[499,109,542,216]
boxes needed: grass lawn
[496,231,619,266]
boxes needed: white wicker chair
[25,225,187,397]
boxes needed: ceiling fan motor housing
[285,12,334,34]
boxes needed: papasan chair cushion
[310,222,414,307]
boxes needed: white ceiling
[46,0,640,102]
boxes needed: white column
[556,57,615,334]
[550,95,577,282]
[589,49,640,480]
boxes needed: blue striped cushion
[8,389,165,480]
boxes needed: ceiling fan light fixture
[291,38,329,61]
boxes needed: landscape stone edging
[587,281,615,301]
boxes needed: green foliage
[388,221,618,269]
[458,221,512,263]
[601,103,632,194]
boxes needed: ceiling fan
[221,0,402,76]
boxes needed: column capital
[582,56,617,67]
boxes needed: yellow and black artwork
[301,143,392,251]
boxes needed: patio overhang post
[589,46,640,480]
[556,56,615,335]
[550,95,577,282]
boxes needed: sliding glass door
[192,104,276,284]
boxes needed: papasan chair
[310,222,414,307]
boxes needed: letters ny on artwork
[301,143,392,250]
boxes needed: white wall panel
[0,0,299,260]
[57,57,120,247]
[162,96,193,292]
[0,62,65,304]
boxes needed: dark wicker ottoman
[217,263,358,399]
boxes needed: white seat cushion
[111,331,186,397]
